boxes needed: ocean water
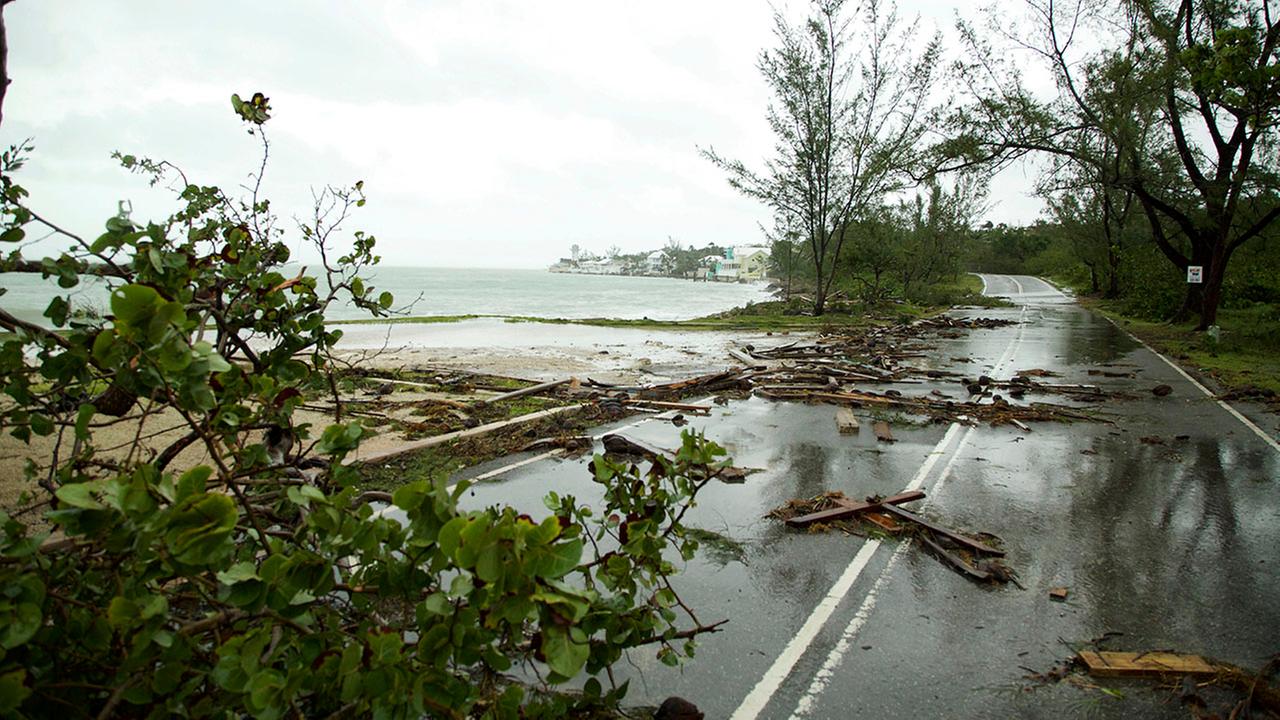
[0,266,773,325]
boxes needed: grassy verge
[1089,300,1280,399]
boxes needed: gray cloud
[2,0,1044,268]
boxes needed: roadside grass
[1091,300,1280,397]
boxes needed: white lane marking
[1010,276,1025,295]
[974,272,989,295]
[729,540,883,720]
[733,307,1029,720]
[1102,316,1280,454]
[787,316,1025,718]
[729,424,964,720]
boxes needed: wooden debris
[878,504,1005,556]
[1049,586,1069,601]
[862,512,901,533]
[1009,418,1032,433]
[918,533,991,581]
[835,408,860,434]
[347,404,587,466]
[625,399,713,414]
[519,435,592,453]
[474,377,573,406]
[728,348,765,368]
[1078,651,1216,679]
[872,421,896,443]
[783,490,926,527]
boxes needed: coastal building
[733,246,770,281]
[645,251,667,275]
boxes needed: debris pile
[768,488,1016,584]
[720,317,1122,430]
[1022,648,1280,718]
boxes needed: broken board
[835,408,860,435]
[1077,651,1217,679]
[872,421,896,443]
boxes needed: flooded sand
[334,317,799,383]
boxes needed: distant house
[734,246,770,280]
[578,258,623,275]
[712,246,769,282]
[698,254,724,280]
[645,250,667,275]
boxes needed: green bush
[0,96,722,718]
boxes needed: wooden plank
[785,490,925,527]
[863,511,900,532]
[1078,651,1217,679]
[872,421,896,443]
[879,504,1005,556]
[918,533,990,581]
[625,399,713,413]
[835,408,860,435]
[346,404,586,466]
[728,348,766,368]
[474,378,572,406]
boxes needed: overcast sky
[2,1,1046,268]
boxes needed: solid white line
[1010,276,1025,295]
[1102,316,1280,454]
[974,272,989,296]
[728,539,884,720]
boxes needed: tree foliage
[945,0,1280,329]
[703,0,942,314]
[0,98,724,718]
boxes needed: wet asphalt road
[402,274,1280,718]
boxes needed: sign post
[1186,265,1203,284]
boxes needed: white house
[645,250,667,275]
[733,246,770,280]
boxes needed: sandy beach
[333,317,799,383]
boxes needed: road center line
[731,307,1028,720]
[785,310,1027,718]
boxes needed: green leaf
[55,481,107,510]
[0,669,32,713]
[164,492,237,565]
[107,596,139,628]
[0,603,41,649]
[0,227,25,244]
[528,538,582,579]
[74,403,96,441]
[110,284,161,327]
[378,291,393,309]
[541,625,589,679]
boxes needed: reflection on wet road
[424,273,1280,718]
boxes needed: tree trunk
[0,3,9,129]
[1198,267,1223,330]
[1105,245,1121,298]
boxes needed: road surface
[420,273,1280,718]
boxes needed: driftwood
[474,378,573,406]
[347,404,587,466]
